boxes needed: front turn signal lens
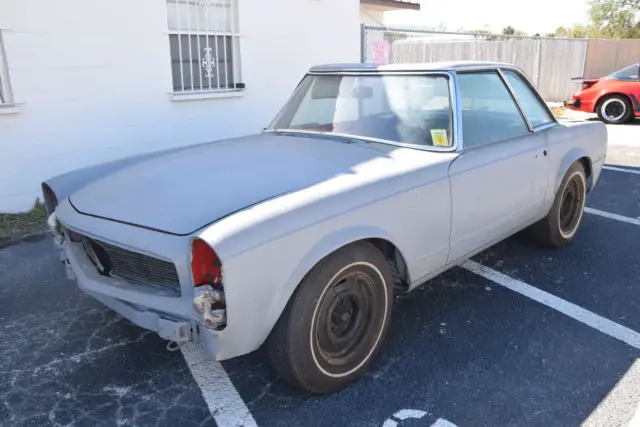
[191,239,222,287]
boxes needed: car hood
[70,133,391,235]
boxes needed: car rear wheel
[267,242,393,394]
[597,95,633,124]
[530,162,587,247]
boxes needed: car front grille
[79,235,181,296]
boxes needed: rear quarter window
[503,70,555,129]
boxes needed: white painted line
[462,260,640,351]
[582,359,640,427]
[585,207,640,227]
[630,402,640,427]
[382,409,429,427]
[431,419,458,427]
[181,344,258,427]
[603,165,640,176]
[393,409,428,421]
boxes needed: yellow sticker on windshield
[431,129,450,147]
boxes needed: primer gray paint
[45,63,608,361]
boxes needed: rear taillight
[191,239,222,287]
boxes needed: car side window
[503,70,555,129]
[457,71,529,148]
[609,63,640,82]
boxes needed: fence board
[362,26,640,101]
[362,26,590,101]
[537,38,589,102]
[583,39,640,78]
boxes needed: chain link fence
[361,25,589,102]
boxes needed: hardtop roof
[309,61,520,73]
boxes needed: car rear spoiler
[571,77,600,89]
[571,77,599,84]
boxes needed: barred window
[166,0,243,93]
[0,31,13,104]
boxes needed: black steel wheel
[267,242,393,394]
[558,172,586,239]
[529,161,587,247]
[311,263,388,378]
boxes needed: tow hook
[193,285,227,331]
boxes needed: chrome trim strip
[265,129,458,152]
[451,71,464,151]
[532,122,558,132]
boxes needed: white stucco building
[0,0,419,212]
[359,0,420,26]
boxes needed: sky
[384,0,591,35]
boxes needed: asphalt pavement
[1,118,639,427]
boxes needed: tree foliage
[590,0,640,38]
[547,0,640,38]
[551,25,590,38]
[502,26,528,36]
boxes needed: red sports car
[564,61,640,124]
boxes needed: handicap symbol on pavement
[382,409,458,427]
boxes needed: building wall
[0,0,360,212]
[359,6,386,26]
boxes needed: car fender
[555,147,592,193]
[262,225,400,343]
[594,89,640,112]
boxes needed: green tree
[544,0,639,38]
[469,27,499,41]
[589,0,640,38]
[552,25,590,38]
[502,26,528,36]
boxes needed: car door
[447,70,552,263]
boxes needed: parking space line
[585,207,640,227]
[582,359,640,427]
[180,344,258,427]
[630,403,640,427]
[603,165,640,176]
[462,260,640,351]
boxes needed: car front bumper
[564,98,582,108]
[49,201,236,360]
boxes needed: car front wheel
[530,162,587,247]
[597,95,633,124]
[267,242,393,394]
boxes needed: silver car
[43,61,607,394]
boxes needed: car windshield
[608,63,640,81]
[269,74,453,149]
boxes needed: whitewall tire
[267,242,393,394]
